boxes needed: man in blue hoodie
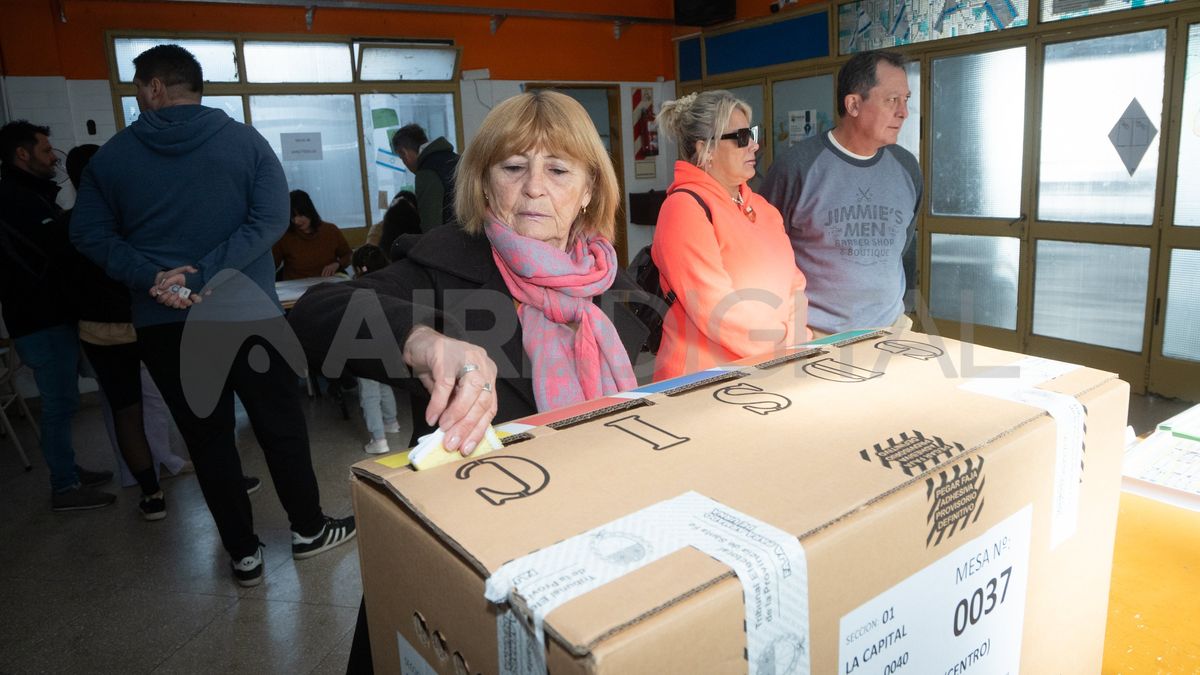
[70,45,354,587]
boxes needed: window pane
[250,95,365,229]
[838,0,1028,52]
[114,38,238,82]
[930,234,1019,330]
[1033,241,1149,352]
[931,47,1025,218]
[360,45,457,81]
[1043,0,1176,23]
[1175,24,1200,227]
[770,74,834,155]
[1163,249,1200,362]
[360,93,456,225]
[1039,31,1165,225]
[121,95,244,126]
[205,96,246,124]
[244,41,352,83]
[896,61,921,160]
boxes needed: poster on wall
[632,87,659,162]
[788,110,820,145]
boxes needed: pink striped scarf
[485,216,637,412]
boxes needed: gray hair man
[762,50,921,336]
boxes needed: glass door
[1025,27,1168,389]
[1149,18,1200,400]
[924,44,1028,352]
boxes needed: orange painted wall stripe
[0,0,677,81]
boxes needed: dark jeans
[13,323,81,492]
[139,321,324,558]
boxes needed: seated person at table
[272,189,351,280]
[288,90,649,674]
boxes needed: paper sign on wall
[788,110,819,146]
[282,132,323,161]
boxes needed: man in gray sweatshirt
[762,50,921,336]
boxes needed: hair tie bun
[672,92,699,112]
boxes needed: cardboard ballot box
[351,330,1129,675]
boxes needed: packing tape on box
[959,357,1084,549]
[485,491,810,675]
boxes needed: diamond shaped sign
[1108,98,1158,177]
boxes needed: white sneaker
[383,419,402,434]
[364,438,390,454]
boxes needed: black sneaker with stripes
[291,515,356,560]
[231,545,264,587]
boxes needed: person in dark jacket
[0,121,116,511]
[70,44,355,588]
[391,124,459,231]
[289,90,648,674]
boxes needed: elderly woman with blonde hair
[652,90,811,379]
[293,89,645,447]
[290,88,649,673]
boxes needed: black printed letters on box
[712,383,792,416]
[455,456,550,506]
[860,430,966,476]
[603,415,690,451]
[874,339,945,361]
[925,457,986,547]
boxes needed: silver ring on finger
[481,382,493,393]
[457,363,479,379]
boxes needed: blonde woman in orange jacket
[652,91,812,380]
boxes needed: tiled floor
[0,383,1192,674]
[0,387,383,675]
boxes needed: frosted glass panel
[930,234,1019,330]
[896,61,921,160]
[1175,24,1200,227]
[122,96,244,126]
[244,42,352,83]
[360,93,456,224]
[360,45,456,81]
[1039,31,1165,225]
[114,38,238,82]
[251,95,365,229]
[931,47,1025,218]
[1033,241,1149,352]
[771,74,834,154]
[1163,249,1200,362]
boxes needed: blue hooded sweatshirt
[70,104,289,327]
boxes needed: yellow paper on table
[407,426,503,471]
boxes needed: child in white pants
[352,244,401,454]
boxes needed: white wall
[3,76,118,210]
[459,78,677,265]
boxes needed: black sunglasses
[719,125,759,148]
